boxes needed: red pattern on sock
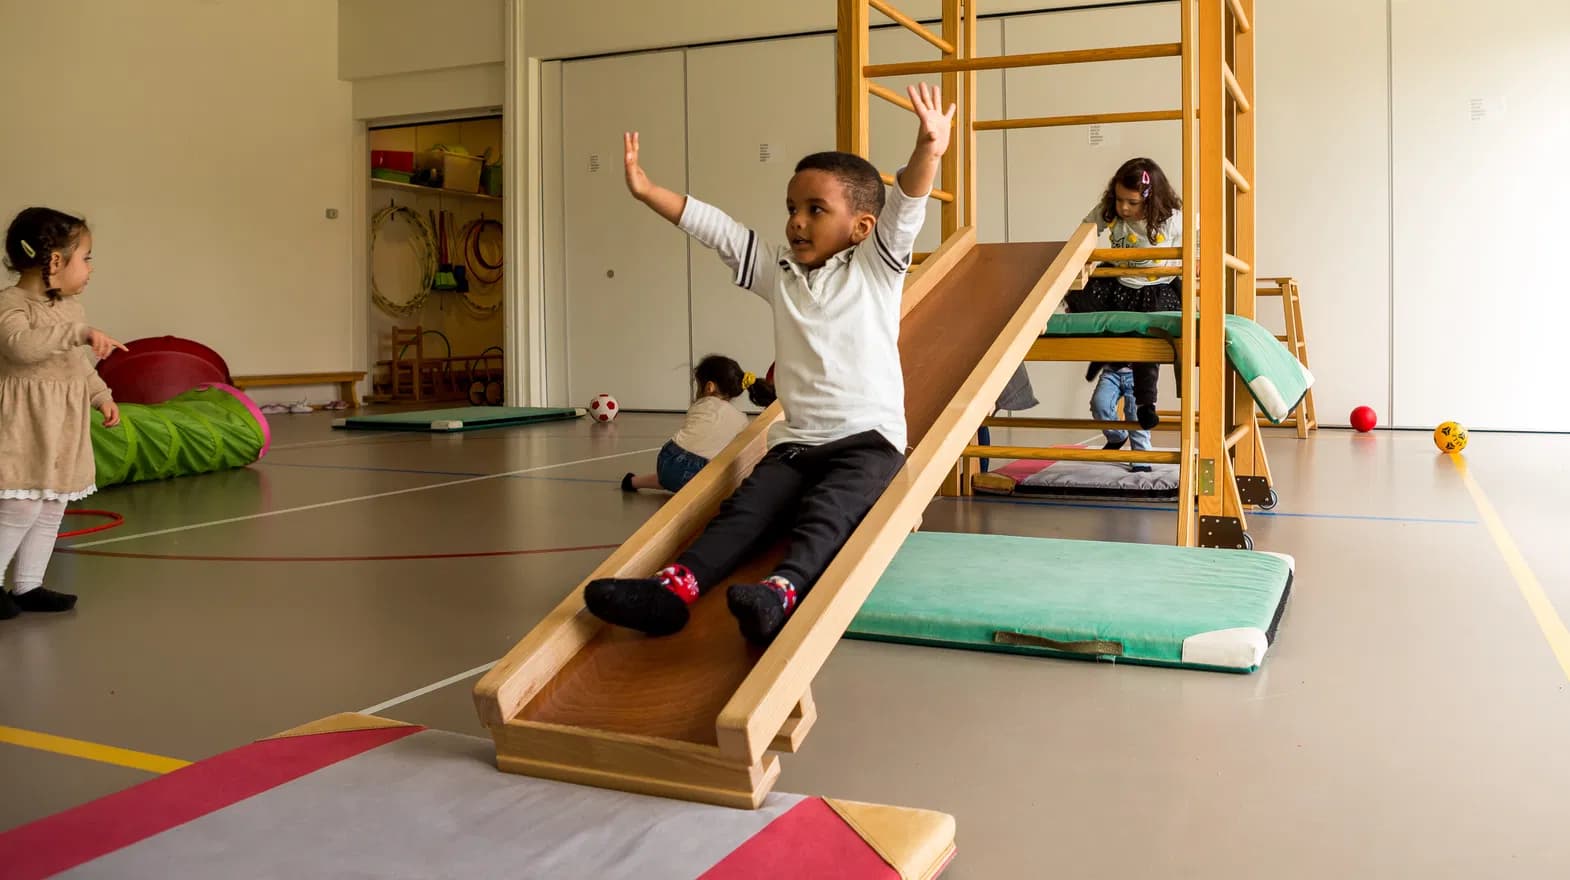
[656,564,700,604]
[766,576,798,614]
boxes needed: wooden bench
[231,371,366,408]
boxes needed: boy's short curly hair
[794,152,885,216]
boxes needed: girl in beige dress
[1,208,126,619]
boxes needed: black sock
[727,578,796,646]
[1103,437,1126,451]
[14,587,76,613]
[583,577,691,636]
[1137,404,1160,430]
[621,473,636,493]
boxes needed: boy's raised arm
[624,132,686,224]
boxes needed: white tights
[0,498,67,595]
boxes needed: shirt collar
[778,245,856,278]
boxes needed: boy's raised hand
[907,82,956,158]
[622,131,686,223]
[624,132,652,199]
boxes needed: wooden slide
[473,223,1098,808]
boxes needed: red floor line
[56,543,620,563]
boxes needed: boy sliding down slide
[584,83,954,646]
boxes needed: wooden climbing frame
[844,0,1270,546]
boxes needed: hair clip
[19,239,36,258]
[742,371,757,389]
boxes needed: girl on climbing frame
[1066,157,1186,434]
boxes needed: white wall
[340,0,504,79]
[1256,0,1390,430]
[0,1,355,381]
[523,0,1140,59]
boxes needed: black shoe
[1136,405,1160,430]
[1103,437,1127,451]
[1130,464,1153,473]
[621,473,636,493]
[13,587,76,613]
[0,591,18,620]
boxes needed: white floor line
[70,447,658,549]
[359,662,497,716]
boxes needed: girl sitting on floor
[622,354,775,494]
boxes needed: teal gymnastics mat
[332,406,584,433]
[848,532,1293,673]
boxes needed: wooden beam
[940,0,959,240]
[1222,61,1251,113]
[1230,0,1262,480]
[1092,265,1182,278]
[1222,157,1250,193]
[1175,0,1199,547]
[838,0,870,155]
[962,0,977,230]
[869,0,956,54]
[1027,336,1174,362]
[1229,0,1252,33]
[1223,252,1251,273]
[868,82,915,112]
[864,42,1181,77]
[1197,0,1228,532]
[974,109,1182,131]
[982,416,1182,432]
[1090,246,1181,261]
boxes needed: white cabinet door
[1392,0,1570,430]
[562,50,691,410]
[684,35,835,412]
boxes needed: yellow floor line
[1452,455,1570,682]
[0,725,189,775]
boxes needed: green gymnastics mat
[848,532,1293,673]
[332,406,584,433]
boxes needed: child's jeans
[656,441,710,492]
[1091,369,1151,450]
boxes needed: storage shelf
[371,177,500,202]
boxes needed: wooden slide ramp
[474,224,1098,807]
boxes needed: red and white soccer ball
[588,393,619,423]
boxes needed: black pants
[1065,277,1181,408]
[676,430,905,595]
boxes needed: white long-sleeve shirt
[1083,203,1186,288]
[678,173,929,452]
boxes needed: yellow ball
[1434,421,1469,454]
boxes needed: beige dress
[0,286,111,500]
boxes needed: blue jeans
[1091,369,1151,450]
[656,441,710,492]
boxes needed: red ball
[1350,406,1377,432]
